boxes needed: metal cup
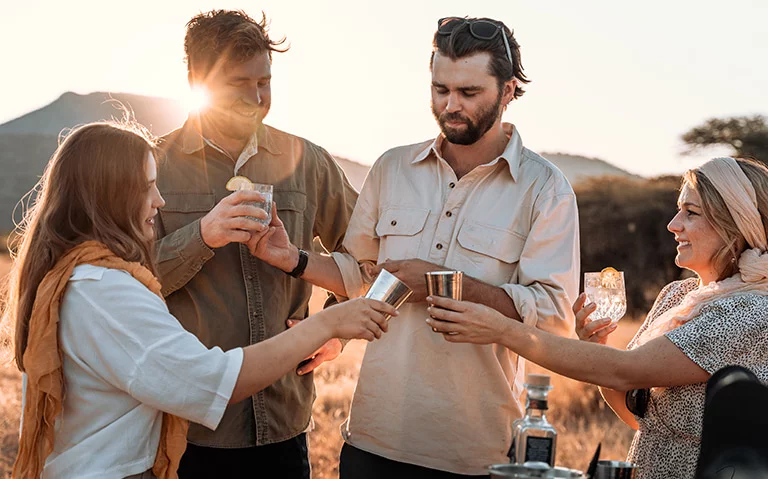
[425,270,463,301]
[594,461,639,479]
[488,463,586,478]
[364,269,413,319]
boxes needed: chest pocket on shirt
[456,220,526,283]
[158,193,216,234]
[274,190,307,246]
[375,207,430,260]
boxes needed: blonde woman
[427,157,768,478]
[5,121,394,479]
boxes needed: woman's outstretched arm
[425,296,709,392]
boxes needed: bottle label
[524,437,554,464]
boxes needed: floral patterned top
[625,278,768,479]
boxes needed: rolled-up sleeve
[60,269,243,431]
[332,158,384,299]
[502,180,580,337]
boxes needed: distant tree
[682,115,768,165]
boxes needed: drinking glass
[584,270,627,323]
[249,183,273,226]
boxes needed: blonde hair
[685,158,768,281]
[2,121,159,371]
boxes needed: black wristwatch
[288,249,309,278]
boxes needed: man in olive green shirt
[154,10,357,479]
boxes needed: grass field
[0,258,638,477]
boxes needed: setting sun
[183,87,209,112]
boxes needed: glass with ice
[584,268,627,323]
[249,183,273,226]
[226,176,273,226]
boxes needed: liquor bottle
[512,373,557,465]
[507,416,525,462]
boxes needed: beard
[432,90,503,145]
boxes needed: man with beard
[154,10,358,479]
[248,16,580,478]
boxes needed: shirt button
[436,243,443,250]
[445,211,452,218]
[391,220,397,226]
[449,182,456,189]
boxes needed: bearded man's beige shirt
[331,123,580,475]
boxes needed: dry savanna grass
[0,265,639,478]
[307,321,639,478]
[0,255,19,478]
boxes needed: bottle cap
[525,373,551,388]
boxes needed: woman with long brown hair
[426,157,768,477]
[5,121,394,479]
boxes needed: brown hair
[184,10,288,82]
[685,158,768,280]
[431,17,530,99]
[4,121,159,371]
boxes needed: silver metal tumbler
[424,270,463,301]
[364,269,413,319]
[594,461,639,479]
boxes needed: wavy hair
[431,17,530,99]
[184,10,288,82]
[3,121,159,371]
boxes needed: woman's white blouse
[33,264,243,479]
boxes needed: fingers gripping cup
[364,269,413,320]
[425,271,464,301]
[225,176,273,226]
[425,271,463,334]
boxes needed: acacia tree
[682,115,768,165]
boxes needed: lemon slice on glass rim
[225,175,254,191]
[599,266,620,288]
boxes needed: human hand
[246,204,299,272]
[200,191,269,249]
[286,319,343,375]
[374,259,449,302]
[316,297,396,341]
[573,292,617,344]
[425,295,514,344]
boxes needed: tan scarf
[637,157,768,345]
[13,241,188,479]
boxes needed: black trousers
[177,434,310,479]
[339,443,490,479]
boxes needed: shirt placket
[238,210,270,446]
[428,163,470,264]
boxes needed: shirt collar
[180,114,282,158]
[412,122,523,181]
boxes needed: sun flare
[183,88,209,112]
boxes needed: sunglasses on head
[437,17,514,67]
[626,388,650,418]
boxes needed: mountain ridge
[0,91,640,233]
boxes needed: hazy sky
[2,0,767,176]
